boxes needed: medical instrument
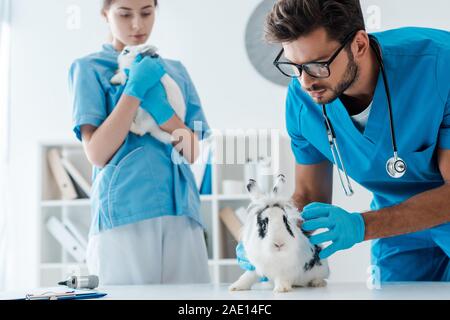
[58,275,99,290]
[321,35,406,197]
[369,36,407,179]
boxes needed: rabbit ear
[272,174,286,195]
[246,179,264,200]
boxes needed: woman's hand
[140,82,175,126]
[123,56,166,102]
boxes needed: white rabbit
[229,174,330,293]
[110,44,186,144]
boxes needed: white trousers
[86,215,211,285]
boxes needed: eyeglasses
[273,31,358,79]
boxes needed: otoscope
[58,275,99,290]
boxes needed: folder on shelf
[234,207,247,225]
[63,218,88,249]
[47,148,78,200]
[61,147,92,198]
[219,207,243,242]
[61,157,91,198]
[46,216,87,263]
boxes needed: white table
[2,282,450,300]
[98,282,450,300]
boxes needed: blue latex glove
[236,242,268,282]
[123,55,166,102]
[301,202,365,260]
[140,82,175,126]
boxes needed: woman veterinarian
[68,0,210,285]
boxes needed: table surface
[3,282,449,300]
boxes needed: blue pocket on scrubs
[403,143,442,183]
[108,146,161,222]
[172,161,201,215]
[90,164,117,232]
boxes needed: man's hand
[235,242,268,282]
[301,202,365,259]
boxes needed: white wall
[7,0,450,289]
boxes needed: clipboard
[22,290,107,300]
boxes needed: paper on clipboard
[25,288,106,300]
[1,287,107,300]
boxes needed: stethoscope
[322,36,407,197]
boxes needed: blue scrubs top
[286,27,450,281]
[69,44,210,236]
[286,27,450,210]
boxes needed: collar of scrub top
[321,33,407,197]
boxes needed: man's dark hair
[265,0,366,44]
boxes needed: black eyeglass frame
[273,30,359,79]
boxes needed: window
[0,0,10,290]
[0,0,10,160]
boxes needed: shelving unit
[37,132,295,286]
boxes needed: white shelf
[41,199,91,208]
[216,194,251,200]
[199,195,214,201]
[40,196,250,209]
[41,259,238,269]
[40,263,86,269]
[40,195,251,206]
[37,134,295,287]
[214,259,239,266]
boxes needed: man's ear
[351,31,369,60]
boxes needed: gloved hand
[236,242,268,282]
[140,82,175,126]
[123,55,166,102]
[301,202,365,260]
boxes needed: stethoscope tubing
[320,36,405,195]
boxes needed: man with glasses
[236,0,450,283]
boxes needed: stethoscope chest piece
[386,155,407,178]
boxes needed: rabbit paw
[273,281,292,293]
[229,271,260,292]
[308,279,327,287]
[110,72,126,85]
[229,280,252,292]
[130,121,147,136]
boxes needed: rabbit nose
[274,242,285,250]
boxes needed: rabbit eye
[123,49,130,55]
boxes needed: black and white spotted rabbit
[229,175,329,293]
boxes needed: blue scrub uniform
[286,27,450,282]
[69,44,210,235]
[69,44,211,284]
